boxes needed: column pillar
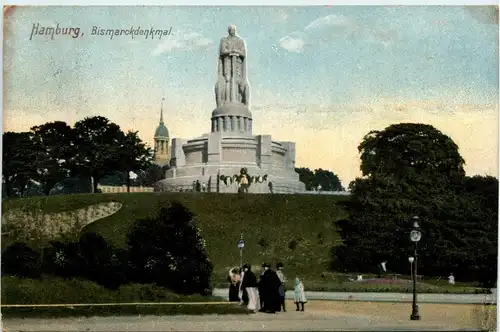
[218,117,223,133]
[211,119,216,132]
[243,118,248,133]
[231,116,235,132]
[224,116,230,132]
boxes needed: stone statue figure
[215,25,250,108]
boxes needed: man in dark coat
[258,263,282,313]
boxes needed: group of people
[227,262,307,313]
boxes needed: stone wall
[2,202,123,242]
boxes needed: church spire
[160,97,165,124]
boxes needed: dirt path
[3,301,495,331]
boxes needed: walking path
[3,301,492,332]
[212,288,497,304]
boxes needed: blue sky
[3,6,499,186]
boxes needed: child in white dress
[294,277,307,312]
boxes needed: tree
[2,132,39,197]
[295,167,315,190]
[295,167,344,191]
[136,163,168,187]
[117,131,154,192]
[126,201,213,294]
[30,121,75,195]
[72,116,124,193]
[333,123,497,283]
[358,123,465,182]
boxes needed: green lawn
[2,193,489,295]
[2,193,348,281]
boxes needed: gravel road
[3,301,493,332]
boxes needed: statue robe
[215,35,250,107]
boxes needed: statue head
[228,24,237,36]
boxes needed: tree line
[2,116,164,197]
[294,168,344,191]
[332,123,498,286]
[3,115,344,197]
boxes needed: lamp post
[408,256,414,281]
[410,216,422,321]
[237,233,245,268]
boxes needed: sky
[3,5,499,187]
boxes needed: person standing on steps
[240,263,259,313]
[294,277,307,312]
[276,262,287,312]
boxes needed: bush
[126,201,213,295]
[2,242,42,278]
[78,232,122,289]
[41,240,85,279]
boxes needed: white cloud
[152,31,213,56]
[279,36,305,53]
[305,14,353,30]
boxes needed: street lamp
[237,233,245,268]
[408,256,414,281]
[409,216,422,321]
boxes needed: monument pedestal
[154,24,305,194]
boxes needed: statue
[215,25,250,108]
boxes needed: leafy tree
[295,167,315,190]
[49,176,93,195]
[295,167,344,191]
[126,202,213,294]
[2,242,42,278]
[30,121,75,195]
[136,163,169,187]
[41,240,85,279]
[100,171,129,186]
[358,123,465,182]
[117,131,154,192]
[72,116,124,193]
[333,123,497,284]
[78,232,123,289]
[2,132,39,197]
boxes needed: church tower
[153,98,170,166]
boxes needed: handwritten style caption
[29,23,173,40]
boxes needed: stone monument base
[154,132,305,194]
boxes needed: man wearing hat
[259,263,282,313]
[240,263,259,312]
[276,262,287,312]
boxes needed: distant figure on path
[240,263,259,313]
[294,277,307,312]
[448,273,455,285]
[276,262,287,312]
[378,261,387,278]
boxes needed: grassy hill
[2,193,349,287]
